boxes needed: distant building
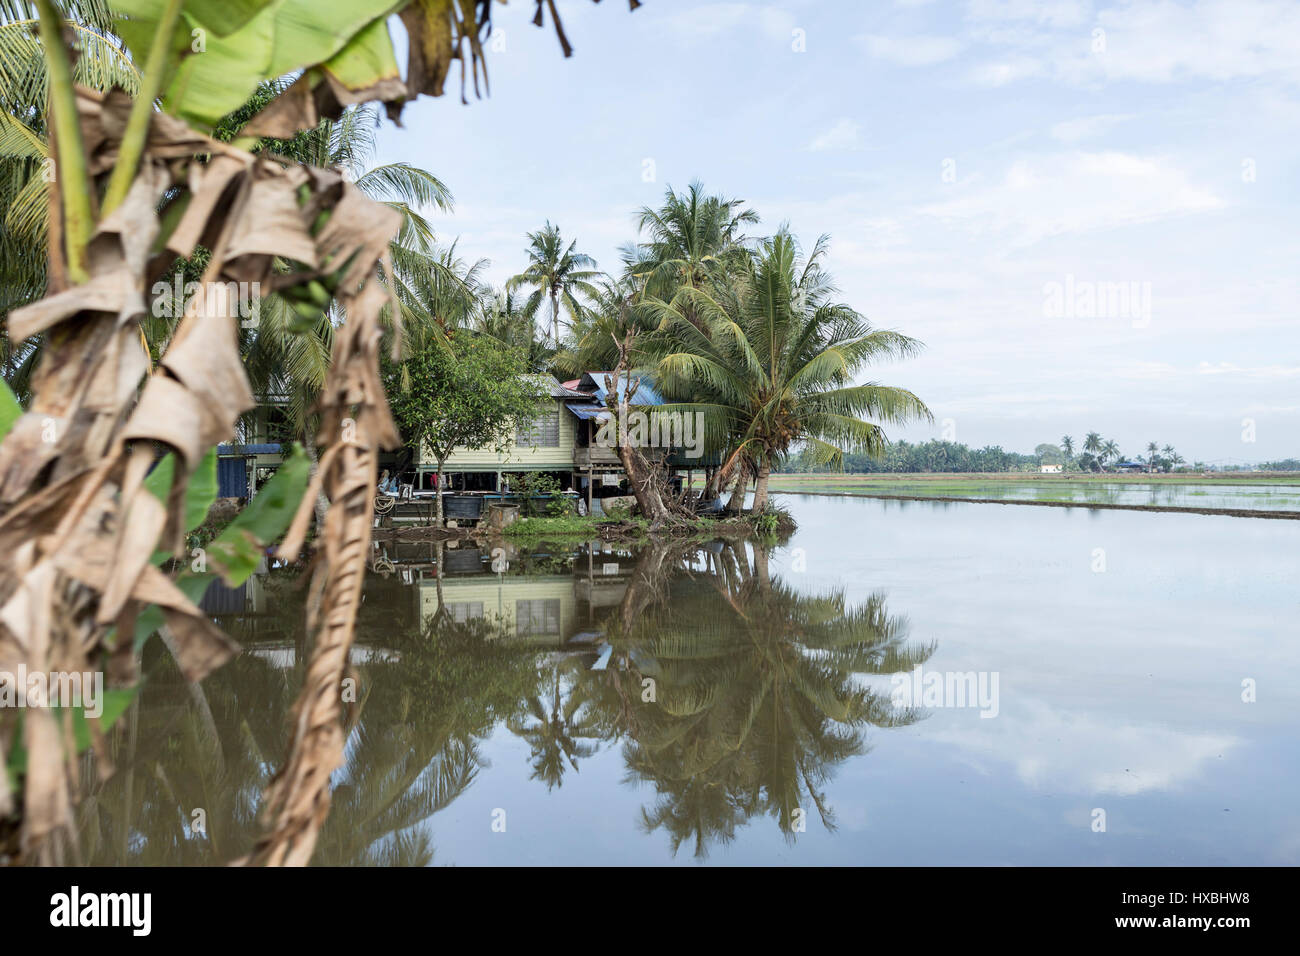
[1039,463,1063,474]
[416,375,592,492]
[404,373,679,504]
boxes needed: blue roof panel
[580,371,665,406]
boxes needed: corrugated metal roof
[578,371,664,406]
[565,402,610,421]
[525,374,590,400]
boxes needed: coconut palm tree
[0,0,140,392]
[236,102,462,443]
[1061,435,1074,463]
[551,275,641,378]
[506,221,601,348]
[1146,440,1160,473]
[624,180,757,315]
[1083,431,1103,458]
[647,230,931,511]
[475,288,552,372]
[1101,439,1120,470]
[1161,444,1178,473]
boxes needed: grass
[503,514,646,538]
[501,510,793,540]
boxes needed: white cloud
[1195,362,1300,379]
[1049,112,1135,142]
[658,2,795,44]
[1085,0,1300,85]
[857,33,965,66]
[965,0,1092,28]
[806,118,863,152]
[968,0,1300,88]
[918,151,1224,245]
[971,56,1044,85]
[953,703,1238,796]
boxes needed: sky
[373,0,1300,463]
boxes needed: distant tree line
[779,432,1259,475]
[782,440,1039,473]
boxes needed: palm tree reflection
[75,537,933,864]
[576,539,933,858]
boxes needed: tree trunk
[551,292,560,348]
[605,334,682,530]
[702,466,719,501]
[617,440,672,528]
[752,460,771,512]
[435,460,445,527]
[303,429,330,532]
[725,463,748,513]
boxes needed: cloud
[1195,362,1300,379]
[806,118,864,152]
[1049,112,1136,142]
[857,33,965,66]
[657,2,795,44]
[965,0,1091,28]
[918,151,1224,245]
[971,56,1045,86]
[924,698,1238,797]
[967,0,1300,87]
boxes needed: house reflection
[367,537,639,657]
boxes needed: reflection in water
[73,534,933,864]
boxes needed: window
[516,406,560,447]
[516,599,561,637]
[447,602,484,624]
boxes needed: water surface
[82,495,1300,865]
[769,479,1300,512]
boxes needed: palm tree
[506,221,601,348]
[1,0,140,393]
[625,180,757,316]
[475,288,552,372]
[1061,435,1074,459]
[1101,439,1120,470]
[1146,440,1160,473]
[1083,431,1103,458]
[551,275,640,378]
[1161,444,1178,473]
[238,103,461,443]
[648,230,931,511]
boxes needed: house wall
[419,397,577,473]
[418,575,576,642]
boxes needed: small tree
[1035,442,1064,465]
[385,334,547,525]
